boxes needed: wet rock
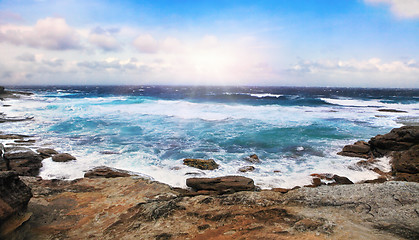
[52,153,76,162]
[36,148,59,158]
[245,154,260,163]
[337,140,371,159]
[1,147,43,176]
[331,175,353,185]
[186,176,256,194]
[272,188,290,193]
[0,134,31,140]
[84,166,132,178]
[183,158,219,170]
[392,145,419,175]
[238,166,255,172]
[0,171,32,234]
[377,109,407,113]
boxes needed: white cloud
[16,53,35,62]
[365,0,419,19]
[288,58,419,87]
[88,27,120,51]
[0,17,82,50]
[132,34,159,53]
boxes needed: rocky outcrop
[183,158,219,170]
[84,166,132,178]
[186,176,256,194]
[36,148,59,159]
[238,166,255,172]
[0,147,43,176]
[52,153,76,162]
[244,154,260,163]
[339,126,419,182]
[337,141,371,158]
[0,171,32,236]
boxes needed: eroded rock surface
[183,158,219,170]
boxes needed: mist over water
[3,86,419,188]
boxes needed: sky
[0,0,418,87]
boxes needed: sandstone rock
[245,154,260,163]
[36,148,58,158]
[183,158,219,170]
[391,145,419,175]
[369,126,419,157]
[84,166,132,178]
[0,171,32,225]
[52,153,76,162]
[186,176,256,194]
[238,166,255,172]
[1,147,43,176]
[337,141,371,159]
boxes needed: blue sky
[0,0,418,87]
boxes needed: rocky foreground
[0,89,418,239]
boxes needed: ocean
[2,86,419,188]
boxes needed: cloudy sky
[0,0,418,87]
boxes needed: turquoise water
[2,86,419,188]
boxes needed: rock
[1,147,43,176]
[238,166,255,172]
[0,134,30,140]
[331,175,353,185]
[391,145,419,175]
[186,176,256,194]
[0,171,32,234]
[294,218,324,232]
[312,177,323,187]
[245,154,260,163]
[52,153,76,162]
[337,141,371,159]
[84,166,132,178]
[36,148,59,158]
[272,188,290,193]
[377,109,407,113]
[310,173,334,180]
[369,126,419,157]
[183,158,219,170]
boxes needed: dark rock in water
[1,147,43,176]
[238,166,255,172]
[337,141,371,159]
[331,175,353,185]
[52,153,76,162]
[369,126,419,157]
[84,166,132,178]
[0,171,32,229]
[186,176,256,194]
[36,148,59,158]
[245,154,260,163]
[377,109,407,113]
[99,150,120,155]
[0,134,31,140]
[183,158,219,170]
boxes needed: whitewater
[1,86,418,188]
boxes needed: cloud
[0,11,23,24]
[365,0,419,19]
[42,58,64,67]
[16,53,35,62]
[132,34,159,53]
[77,58,148,72]
[88,27,120,51]
[0,17,82,50]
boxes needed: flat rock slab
[183,158,219,170]
[52,153,76,162]
[186,176,256,194]
[84,166,132,178]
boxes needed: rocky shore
[0,88,418,240]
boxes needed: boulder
[369,126,419,157]
[186,176,256,194]
[36,148,59,158]
[331,175,353,185]
[391,145,419,175]
[1,147,43,176]
[52,153,76,162]
[337,141,371,159]
[245,154,260,163]
[84,166,132,178]
[238,166,255,172]
[183,158,219,170]
[0,171,32,223]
